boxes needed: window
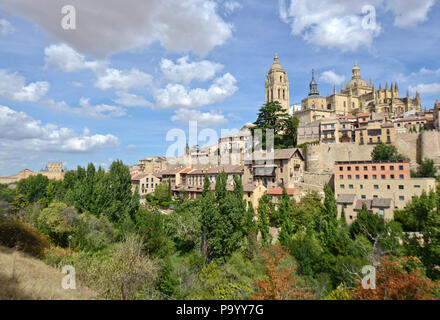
[387,185,391,190]
[399,166,404,170]
[373,175,377,179]
[146,178,149,182]
[360,185,364,189]
[340,185,345,189]
[364,175,368,179]
[374,185,379,190]
[391,175,395,179]
[347,166,351,171]
[356,175,360,180]
[381,175,386,179]
[364,166,368,170]
[373,195,378,199]
[361,195,366,199]
[339,166,343,171]
[348,175,352,180]
[349,185,354,189]
[372,166,377,171]
[379,208,385,216]
[399,196,405,201]
[399,175,404,179]
[146,184,149,188]
[415,185,421,188]
[152,178,154,182]
[381,166,385,170]
[340,175,344,179]
[399,185,404,190]
[390,166,394,170]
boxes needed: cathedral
[264,54,422,124]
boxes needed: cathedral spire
[308,69,320,97]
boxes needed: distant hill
[0,246,96,300]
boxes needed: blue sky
[0,0,439,175]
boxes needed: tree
[371,142,406,161]
[281,115,300,148]
[257,194,273,247]
[352,256,438,300]
[252,101,291,150]
[135,207,174,257]
[17,174,50,203]
[418,158,438,178]
[252,245,313,300]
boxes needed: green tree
[17,174,50,203]
[252,101,291,149]
[371,142,406,161]
[257,193,273,247]
[418,158,438,178]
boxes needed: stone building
[296,62,421,123]
[244,148,305,189]
[334,160,437,223]
[17,162,65,181]
[433,100,440,131]
[265,54,290,114]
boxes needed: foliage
[135,206,174,257]
[0,217,51,257]
[371,142,407,161]
[0,184,16,203]
[252,244,313,300]
[155,183,172,203]
[417,158,438,178]
[252,101,298,149]
[257,194,273,246]
[352,256,438,300]
[37,201,79,247]
[17,174,50,203]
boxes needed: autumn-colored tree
[252,244,313,300]
[353,256,438,300]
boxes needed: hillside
[0,246,96,300]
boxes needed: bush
[0,217,51,257]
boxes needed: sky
[0,0,439,175]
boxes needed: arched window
[278,89,280,99]
[280,76,282,82]
[271,90,273,101]
[283,90,285,99]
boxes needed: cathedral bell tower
[265,53,290,114]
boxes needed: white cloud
[0,0,233,58]
[319,70,346,84]
[0,105,120,153]
[224,1,243,14]
[44,43,106,72]
[409,83,440,95]
[114,92,152,108]
[280,0,382,51]
[279,0,435,51]
[160,56,223,85]
[95,68,153,91]
[386,0,435,28]
[46,98,127,119]
[0,69,49,102]
[171,108,228,127]
[0,18,14,36]
[154,73,238,109]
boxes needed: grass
[0,245,96,300]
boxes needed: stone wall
[305,131,440,173]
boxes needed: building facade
[265,54,290,114]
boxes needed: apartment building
[334,160,437,223]
[186,165,244,187]
[355,123,395,145]
[131,173,161,196]
[244,148,305,189]
[139,157,168,174]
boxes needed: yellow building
[354,123,395,145]
[296,62,421,124]
[265,54,290,114]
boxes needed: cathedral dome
[269,53,284,72]
[346,61,368,89]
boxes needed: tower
[308,69,320,97]
[265,53,290,113]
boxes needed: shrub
[0,217,51,257]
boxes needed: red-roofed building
[267,188,298,203]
